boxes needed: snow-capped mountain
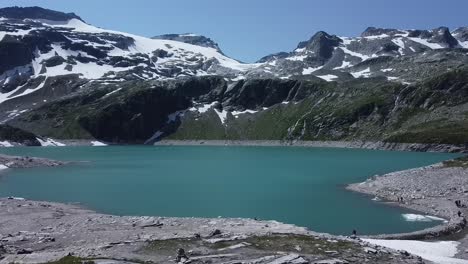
[0,7,256,103]
[0,6,467,147]
[1,6,468,129]
[251,26,468,81]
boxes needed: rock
[364,247,378,254]
[209,229,222,237]
[16,248,33,254]
[267,254,308,264]
[313,258,348,264]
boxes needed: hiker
[351,229,357,239]
[176,248,188,263]
[458,211,462,217]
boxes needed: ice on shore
[402,213,446,222]
[91,141,107,146]
[37,138,66,147]
[0,141,13,147]
[364,239,468,264]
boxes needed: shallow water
[0,146,459,235]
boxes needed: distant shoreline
[154,139,468,153]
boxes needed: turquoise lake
[0,146,459,235]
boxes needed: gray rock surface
[0,199,426,264]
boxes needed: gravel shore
[347,162,468,260]
[0,198,430,264]
[155,140,468,153]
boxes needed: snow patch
[409,37,444,49]
[340,47,371,61]
[302,66,322,75]
[392,38,406,55]
[316,74,338,82]
[189,102,217,113]
[0,141,13,147]
[103,88,122,97]
[364,239,468,264]
[286,55,308,61]
[37,138,66,147]
[91,141,107,146]
[333,60,352,70]
[402,214,446,222]
[364,34,390,39]
[351,67,371,78]
[231,75,245,81]
[232,109,258,118]
[214,108,228,124]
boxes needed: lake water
[0,146,459,235]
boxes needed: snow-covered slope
[254,27,468,81]
[0,7,259,106]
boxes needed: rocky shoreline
[347,162,468,260]
[155,140,468,153]
[0,198,430,264]
[0,154,65,169]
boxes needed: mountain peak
[0,6,83,22]
[296,31,342,60]
[152,33,223,53]
[361,27,405,37]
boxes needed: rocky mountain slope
[0,6,467,147]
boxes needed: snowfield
[364,239,468,264]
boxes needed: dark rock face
[453,27,468,42]
[0,6,83,21]
[297,31,342,61]
[0,124,40,146]
[429,27,459,48]
[78,88,192,143]
[0,36,33,74]
[222,79,313,110]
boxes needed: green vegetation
[7,68,468,146]
[44,256,94,264]
[386,120,468,145]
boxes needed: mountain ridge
[0,6,467,148]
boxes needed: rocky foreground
[0,198,427,264]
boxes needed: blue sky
[1,0,467,62]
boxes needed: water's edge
[0,144,464,240]
[153,139,468,153]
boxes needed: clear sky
[1,0,467,62]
